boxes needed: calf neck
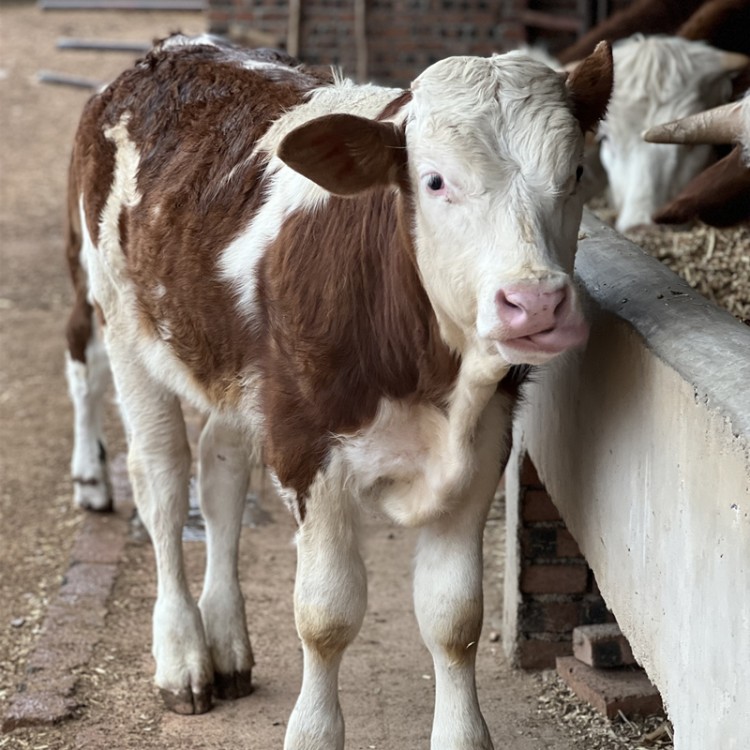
[65,35,612,749]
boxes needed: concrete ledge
[510,211,750,750]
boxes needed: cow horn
[720,50,750,71]
[642,101,745,145]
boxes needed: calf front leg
[197,413,255,700]
[284,475,367,750]
[414,488,496,750]
[414,405,509,749]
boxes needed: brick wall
[513,454,615,669]
[207,0,632,86]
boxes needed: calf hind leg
[66,297,113,512]
[112,356,213,714]
[197,413,255,700]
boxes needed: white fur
[340,346,509,526]
[67,203,113,511]
[218,169,329,320]
[407,54,585,359]
[66,339,112,511]
[600,35,734,231]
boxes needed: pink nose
[495,283,566,339]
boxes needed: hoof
[214,669,254,701]
[160,685,213,715]
[74,480,113,513]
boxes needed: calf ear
[278,114,406,196]
[566,41,613,133]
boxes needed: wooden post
[354,0,367,81]
[287,0,301,58]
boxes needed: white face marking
[600,36,733,232]
[405,53,587,363]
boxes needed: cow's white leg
[414,400,508,750]
[285,470,367,750]
[66,320,113,512]
[197,413,255,700]
[112,356,212,714]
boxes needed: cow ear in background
[278,114,406,196]
[566,41,613,133]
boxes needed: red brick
[60,562,117,599]
[519,600,582,633]
[41,600,107,638]
[71,514,127,564]
[521,564,588,594]
[573,624,636,668]
[520,454,543,488]
[556,528,582,558]
[556,657,663,718]
[517,637,572,669]
[1,692,79,731]
[522,489,561,522]
[26,642,93,674]
[521,525,558,558]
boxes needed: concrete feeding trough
[503,210,750,750]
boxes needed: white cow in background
[598,34,748,231]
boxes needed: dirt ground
[0,4,659,749]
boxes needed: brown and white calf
[65,35,612,749]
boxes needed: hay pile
[625,223,750,324]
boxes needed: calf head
[598,35,746,232]
[279,43,613,369]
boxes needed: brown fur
[65,164,95,363]
[678,0,750,55]
[565,42,614,133]
[256,186,460,497]
[558,0,704,64]
[71,41,325,406]
[653,146,750,226]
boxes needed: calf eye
[426,174,444,191]
[576,165,584,182]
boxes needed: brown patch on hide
[66,295,93,364]
[64,167,93,364]
[71,41,328,407]
[678,0,750,56]
[376,90,412,121]
[653,146,750,227]
[256,184,460,499]
[69,99,116,249]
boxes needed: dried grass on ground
[536,672,674,750]
[626,223,750,324]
